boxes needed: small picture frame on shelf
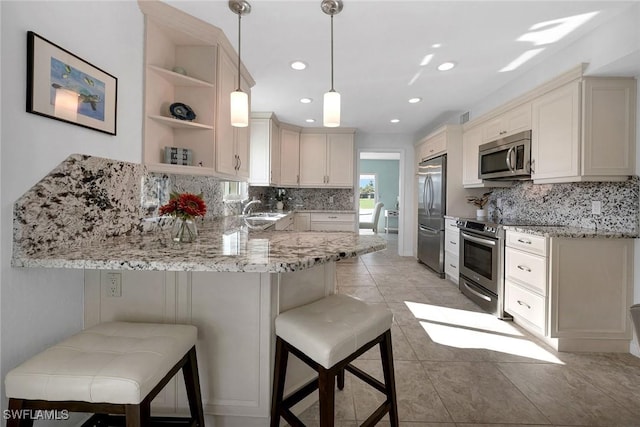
[164,146,193,166]
[26,31,118,135]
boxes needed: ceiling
[165,1,639,138]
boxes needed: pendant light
[321,0,343,128]
[229,0,251,127]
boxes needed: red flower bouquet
[159,192,207,220]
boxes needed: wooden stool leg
[6,399,34,427]
[270,337,289,427]
[380,330,399,427]
[318,368,335,427]
[125,401,149,427]
[337,367,345,390]
[182,346,206,427]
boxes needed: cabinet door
[235,76,251,179]
[531,81,580,181]
[326,133,354,187]
[270,120,281,185]
[249,118,270,185]
[462,126,483,187]
[216,49,238,176]
[482,103,531,142]
[299,133,327,186]
[294,213,310,231]
[582,78,636,177]
[279,128,300,186]
[419,132,446,161]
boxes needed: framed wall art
[26,31,118,135]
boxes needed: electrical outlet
[329,196,334,204]
[497,198,502,208]
[591,200,602,215]
[105,272,122,297]
[349,196,354,203]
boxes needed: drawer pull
[449,264,457,268]
[517,265,532,272]
[517,238,532,244]
[328,216,337,219]
[517,300,531,309]
[449,241,457,245]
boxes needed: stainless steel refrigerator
[417,154,446,277]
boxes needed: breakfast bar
[12,154,386,426]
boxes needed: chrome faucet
[242,199,262,216]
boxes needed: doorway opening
[358,173,377,221]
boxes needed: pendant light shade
[321,0,343,128]
[323,90,340,128]
[230,90,249,127]
[229,0,251,128]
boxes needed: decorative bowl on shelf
[169,102,196,121]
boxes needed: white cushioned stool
[5,322,205,427]
[270,294,398,427]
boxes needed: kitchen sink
[244,212,288,221]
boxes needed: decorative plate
[169,103,196,121]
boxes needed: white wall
[0,0,144,418]
[356,132,415,257]
[634,76,640,357]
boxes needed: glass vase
[171,218,198,243]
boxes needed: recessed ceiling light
[290,61,307,70]
[432,43,442,48]
[437,62,456,71]
[420,54,434,67]
[390,119,400,124]
[408,97,422,104]
[306,118,316,123]
[300,98,313,104]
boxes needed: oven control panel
[456,219,498,237]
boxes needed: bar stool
[5,321,205,427]
[270,294,398,427]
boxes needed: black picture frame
[26,31,117,135]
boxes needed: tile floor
[295,233,640,427]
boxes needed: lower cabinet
[504,230,633,352]
[444,219,459,284]
[294,213,311,231]
[309,213,356,232]
[274,213,294,231]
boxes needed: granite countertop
[13,216,386,272]
[503,224,638,239]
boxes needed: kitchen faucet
[242,199,262,216]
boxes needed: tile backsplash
[248,187,354,211]
[487,177,639,232]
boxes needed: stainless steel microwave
[478,130,531,180]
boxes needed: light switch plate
[591,200,602,215]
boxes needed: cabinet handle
[328,216,338,219]
[517,300,531,309]
[517,238,532,244]
[238,156,242,170]
[449,241,457,245]
[517,265,532,272]
[449,264,457,268]
[297,175,300,184]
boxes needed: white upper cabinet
[481,103,532,142]
[299,131,354,188]
[278,126,301,187]
[532,77,636,183]
[139,0,254,178]
[249,113,280,186]
[417,131,446,162]
[462,126,483,187]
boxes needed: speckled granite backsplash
[14,154,146,257]
[487,177,639,232]
[248,187,354,211]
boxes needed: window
[359,173,377,219]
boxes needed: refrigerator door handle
[424,176,431,215]
[419,225,440,235]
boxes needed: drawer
[445,218,459,233]
[445,230,459,254]
[444,253,459,280]
[505,247,547,295]
[505,280,546,332]
[506,230,547,256]
[310,213,355,222]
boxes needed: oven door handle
[462,280,492,302]
[461,232,496,246]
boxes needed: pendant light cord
[330,14,335,92]
[237,12,242,92]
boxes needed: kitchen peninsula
[12,154,385,426]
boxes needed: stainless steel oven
[457,219,511,320]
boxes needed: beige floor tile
[337,286,385,303]
[401,322,492,362]
[336,273,376,287]
[378,285,427,303]
[422,361,549,424]
[352,359,453,423]
[359,324,418,361]
[497,362,639,426]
